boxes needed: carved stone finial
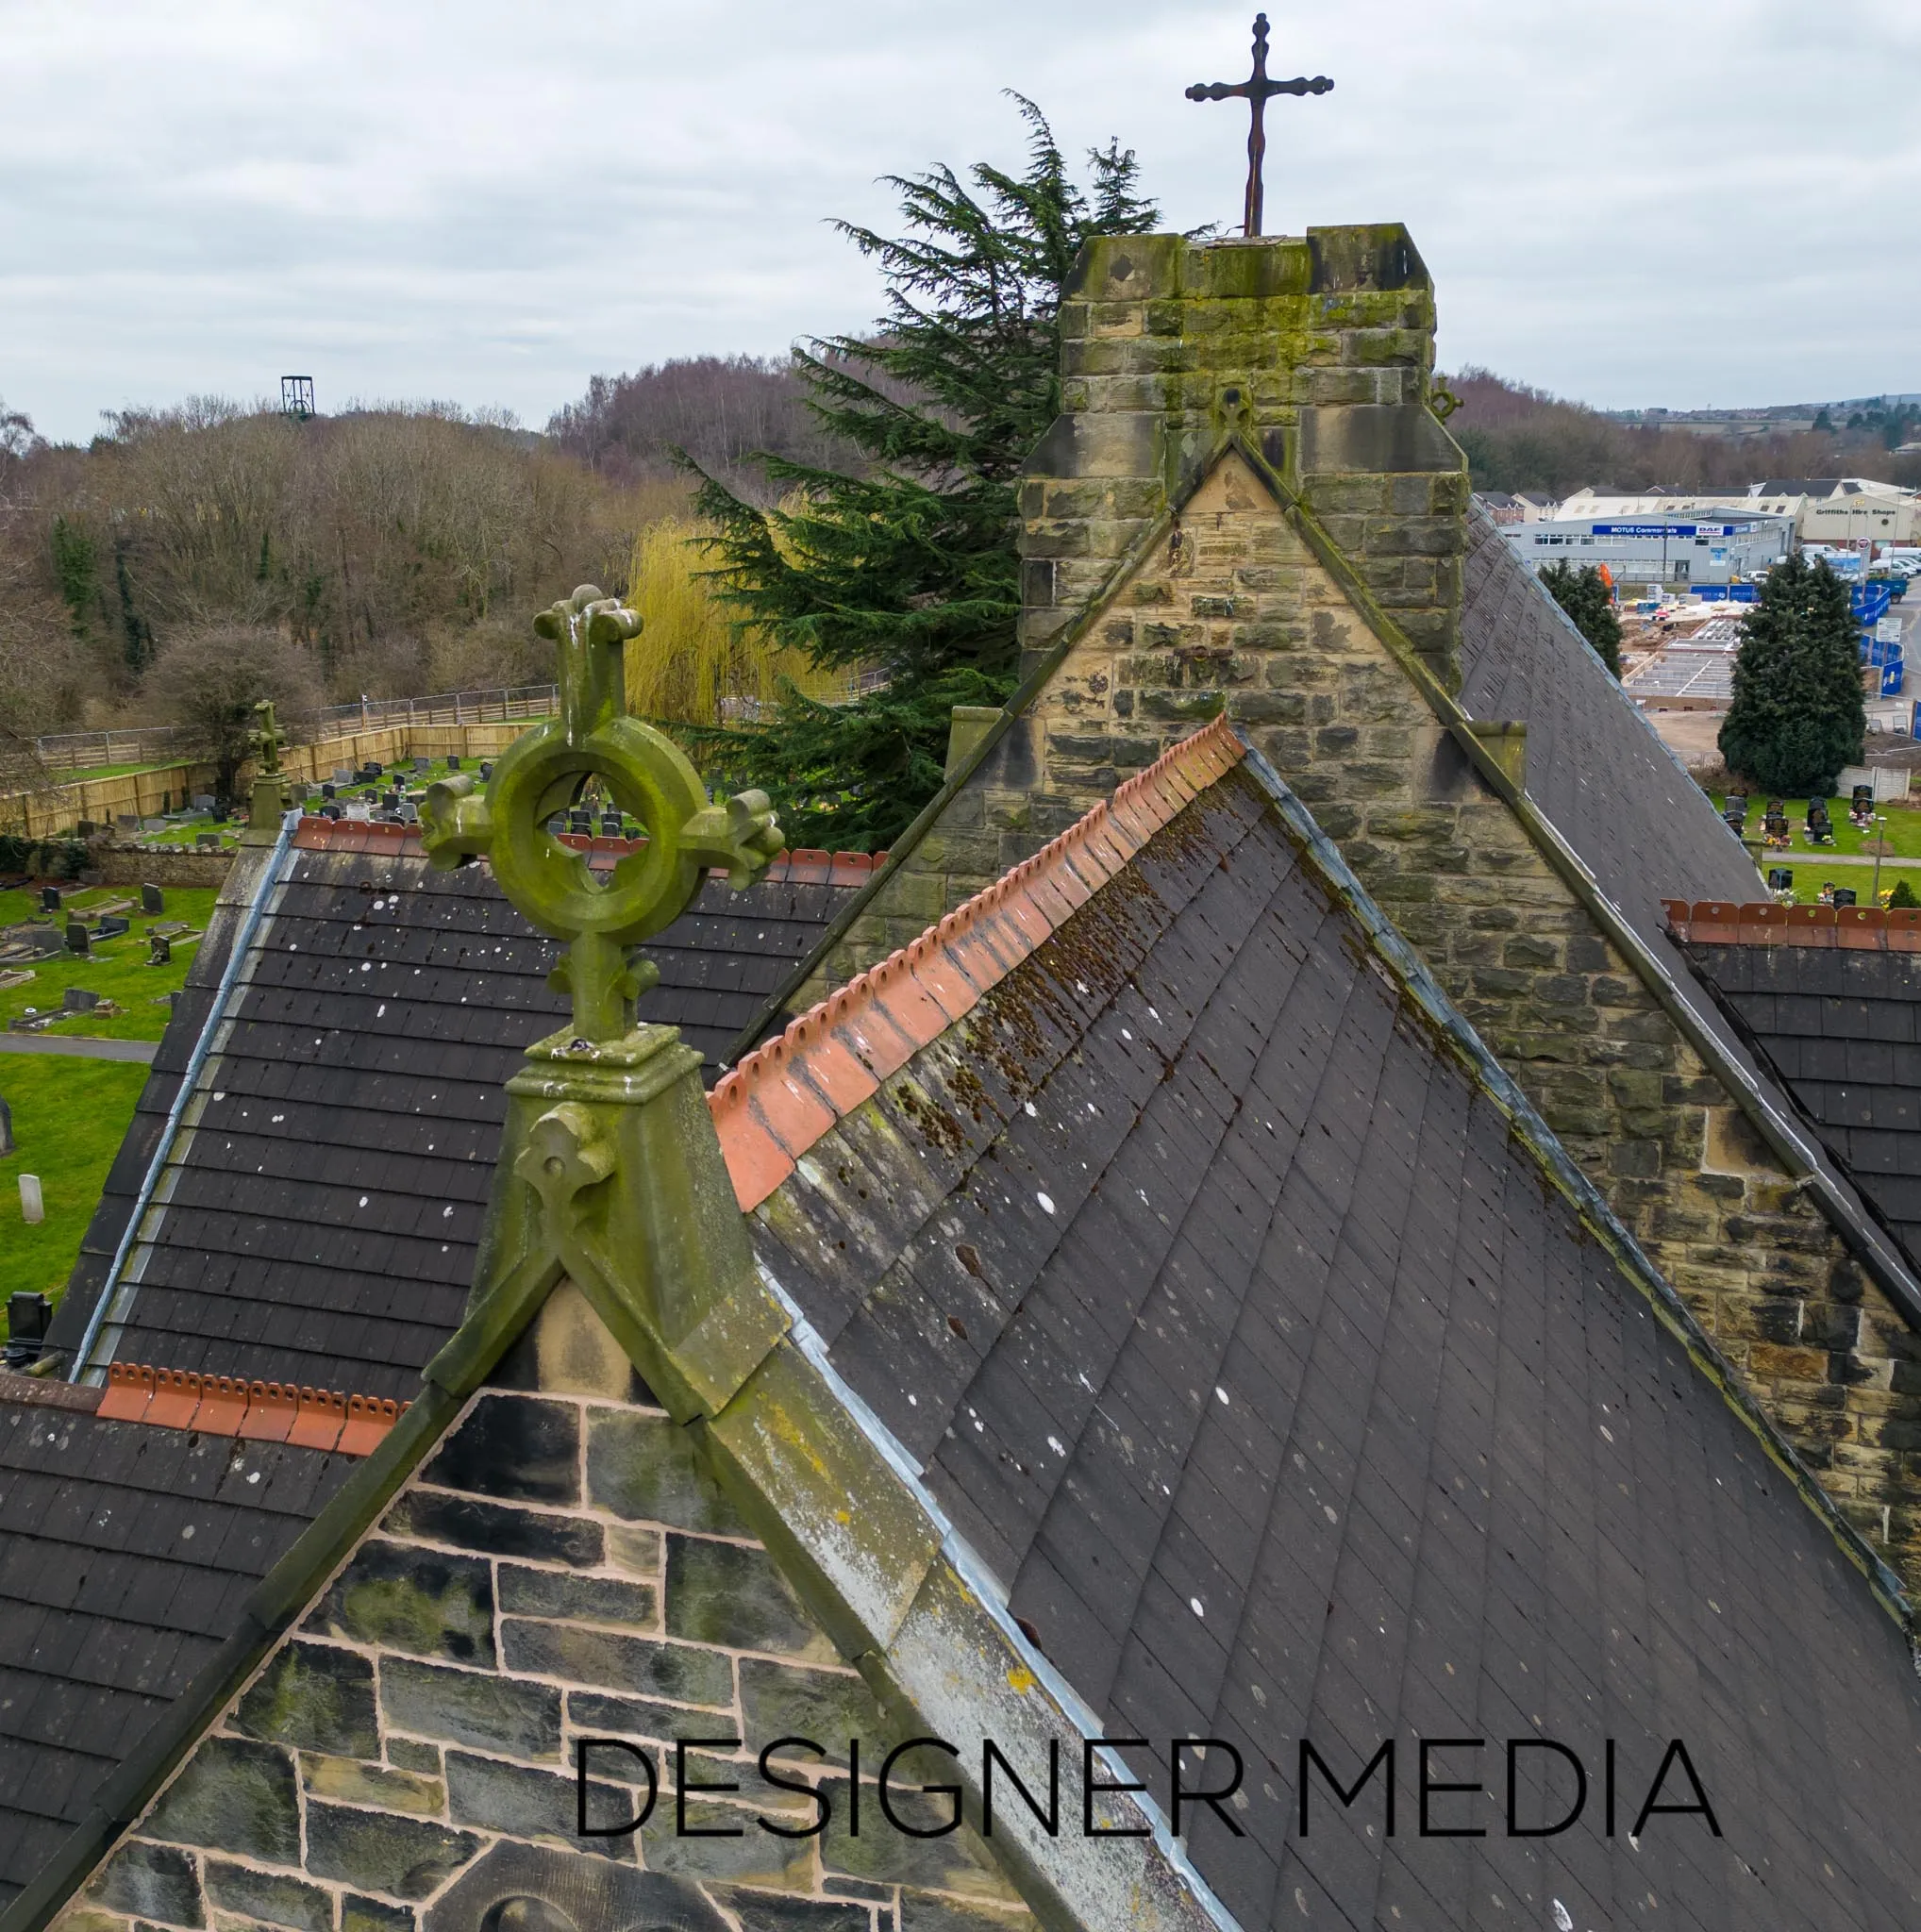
[249,699,285,775]
[421,584,782,1041]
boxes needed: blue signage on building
[1589,523,1739,538]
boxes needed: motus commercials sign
[573,1732,1719,1845]
[1589,524,1740,539]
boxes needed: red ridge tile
[710,715,1247,1209]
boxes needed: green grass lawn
[0,1052,150,1306]
[1,885,218,1041]
[1711,793,1921,860]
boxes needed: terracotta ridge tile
[1666,900,1921,952]
[95,1360,408,1455]
[710,715,1246,1210]
[292,815,870,888]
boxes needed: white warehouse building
[1502,509,1794,594]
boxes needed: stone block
[707,1887,871,1932]
[570,1690,742,1747]
[899,1893,1038,1932]
[816,1776,1014,1898]
[381,1490,604,1567]
[502,1619,734,1707]
[388,1736,443,1774]
[423,1392,579,1505]
[665,1535,839,1663]
[586,1408,752,1536]
[497,1563,659,1628]
[305,1805,482,1901]
[233,1640,379,1758]
[340,1900,415,1932]
[204,1862,331,1932]
[446,1751,632,1854]
[301,1755,444,1817]
[379,1656,562,1760]
[145,1737,299,1864]
[313,1539,495,1666]
[639,1799,815,1888]
[91,1843,204,1926]
[738,1658,891,1770]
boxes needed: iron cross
[1186,13,1333,237]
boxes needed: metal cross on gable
[1186,11,1333,238]
[421,584,781,1042]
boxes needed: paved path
[0,1034,157,1063]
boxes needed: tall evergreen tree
[1718,554,1864,794]
[682,100,1160,851]
[1538,559,1622,676]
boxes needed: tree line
[1446,367,1921,499]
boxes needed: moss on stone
[233,1640,380,1758]
[315,1540,496,1665]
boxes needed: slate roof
[45,824,866,1398]
[1458,504,1921,1319]
[0,1379,353,1907]
[731,722,1921,1932]
[1672,903,1921,1266]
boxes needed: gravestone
[413,757,430,774]
[1834,887,1859,908]
[321,783,337,800]
[20,928,62,960]
[381,791,399,811]
[362,761,384,779]
[141,884,164,915]
[195,832,221,851]
[447,754,461,771]
[399,801,419,824]
[479,761,493,780]
[0,1095,10,1158]
[601,813,623,837]
[192,793,215,812]
[18,1174,42,1225]
[65,923,89,957]
[333,767,353,785]
[62,988,100,1013]
[39,887,59,913]
[116,813,140,834]
[322,803,343,822]
[1767,867,1795,891]
[96,915,129,939]
[569,809,593,833]
[4,1291,49,1369]
[148,934,172,966]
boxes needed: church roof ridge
[91,1359,409,1455]
[708,713,1246,1211]
[291,814,888,886]
[1667,898,1921,948]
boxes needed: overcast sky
[6,0,1919,443]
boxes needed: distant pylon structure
[281,375,315,421]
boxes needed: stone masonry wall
[61,1285,1038,1932]
[806,449,1921,1592]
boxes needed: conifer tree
[1718,554,1864,795]
[1538,560,1622,676]
[682,100,1159,851]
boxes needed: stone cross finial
[249,699,285,775]
[1185,11,1333,237]
[421,583,781,1041]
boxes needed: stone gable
[60,1285,1037,1932]
[802,415,1921,1593]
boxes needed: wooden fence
[1,718,542,841]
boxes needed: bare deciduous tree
[144,625,321,800]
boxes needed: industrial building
[1503,508,1794,593]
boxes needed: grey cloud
[4,0,1918,441]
